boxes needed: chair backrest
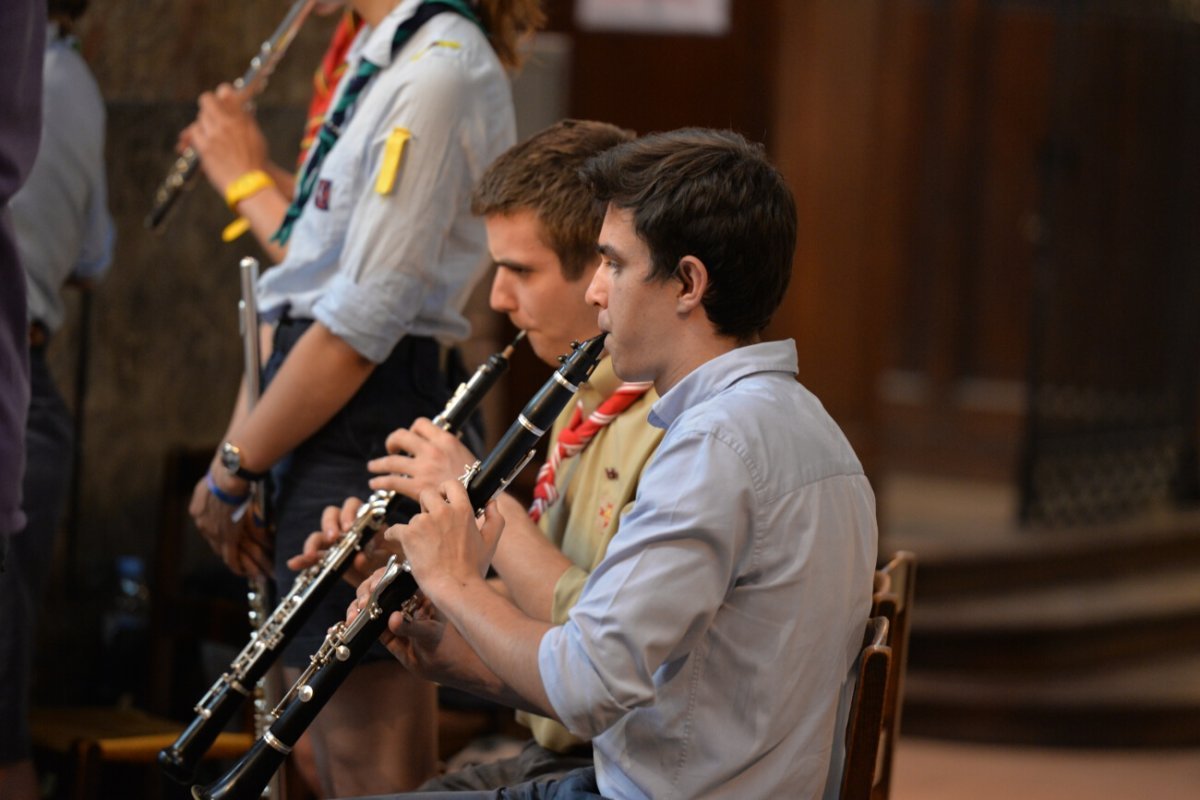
[869,551,917,800]
[840,616,891,800]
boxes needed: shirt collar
[352,0,425,69]
[649,339,799,430]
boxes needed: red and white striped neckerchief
[527,381,653,522]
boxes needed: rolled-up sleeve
[537,429,755,738]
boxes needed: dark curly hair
[580,128,797,341]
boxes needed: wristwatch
[220,442,268,482]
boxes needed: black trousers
[352,766,606,799]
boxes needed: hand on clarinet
[367,418,478,499]
[347,566,487,689]
[346,565,435,672]
[381,480,504,606]
[285,496,384,584]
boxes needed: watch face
[221,444,240,473]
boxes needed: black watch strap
[231,464,268,482]
[221,442,269,482]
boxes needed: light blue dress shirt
[256,0,515,363]
[539,339,879,799]
[14,23,114,334]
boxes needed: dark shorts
[264,319,472,667]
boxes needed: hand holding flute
[177,86,282,200]
[145,0,316,233]
[175,86,292,263]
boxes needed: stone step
[911,518,1200,601]
[880,475,1200,599]
[903,651,1200,747]
[881,475,1200,746]
[909,565,1200,673]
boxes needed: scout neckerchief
[297,9,363,168]
[528,381,654,523]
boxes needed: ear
[674,255,709,315]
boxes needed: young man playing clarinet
[294,118,664,788]
[351,128,879,799]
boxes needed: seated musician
[350,128,880,799]
[294,118,664,788]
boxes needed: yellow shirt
[520,356,663,751]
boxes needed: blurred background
[26,0,1200,797]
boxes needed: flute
[144,0,318,231]
[236,257,285,800]
[192,335,605,800]
[158,331,525,784]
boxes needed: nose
[585,265,607,308]
[489,269,517,313]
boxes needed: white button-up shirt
[539,340,879,799]
[257,0,514,362]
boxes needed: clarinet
[144,0,317,230]
[159,331,524,785]
[193,335,605,800]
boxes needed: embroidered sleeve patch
[314,178,332,210]
[375,127,412,195]
[597,501,615,531]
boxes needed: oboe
[159,331,524,785]
[192,335,605,800]
[144,0,317,230]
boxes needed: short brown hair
[472,119,635,280]
[580,128,797,340]
[476,0,546,69]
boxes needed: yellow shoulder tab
[375,127,412,195]
[410,39,462,61]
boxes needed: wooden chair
[871,551,916,800]
[840,616,892,800]
[30,707,253,800]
